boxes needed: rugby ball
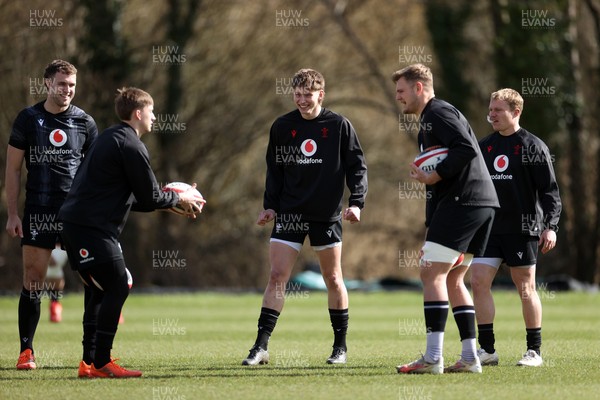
[414,147,448,172]
[162,182,205,216]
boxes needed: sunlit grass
[0,290,598,399]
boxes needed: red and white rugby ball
[162,182,205,216]
[414,147,448,172]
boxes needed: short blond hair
[491,88,524,112]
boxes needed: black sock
[424,301,449,333]
[329,308,349,351]
[453,305,476,341]
[526,327,542,355]
[255,307,280,350]
[18,287,41,353]
[478,323,495,353]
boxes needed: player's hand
[257,209,276,226]
[178,183,206,218]
[6,214,23,238]
[343,206,361,224]
[410,163,441,185]
[539,229,557,254]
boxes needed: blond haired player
[471,88,561,367]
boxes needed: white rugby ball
[414,147,448,172]
[162,182,205,216]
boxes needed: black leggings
[78,259,129,366]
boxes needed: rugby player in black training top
[393,63,499,374]
[242,69,368,366]
[471,88,561,368]
[5,60,98,370]
[59,87,203,378]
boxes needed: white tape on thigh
[312,242,342,252]
[513,264,535,269]
[472,257,503,269]
[422,241,462,264]
[270,238,302,252]
[460,253,474,268]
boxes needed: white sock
[461,338,477,362]
[424,331,444,363]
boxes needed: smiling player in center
[242,68,368,366]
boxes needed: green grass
[0,290,598,399]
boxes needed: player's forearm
[4,169,21,216]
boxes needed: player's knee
[470,271,491,292]
[419,265,432,283]
[24,265,47,286]
[23,276,45,291]
[268,268,289,286]
[447,274,466,291]
[322,271,344,289]
[517,282,537,300]
[418,263,441,282]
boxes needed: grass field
[0,290,598,400]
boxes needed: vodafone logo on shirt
[493,155,509,172]
[301,139,317,157]
[49,129,68,147]
[296,139,323,164]
[490,154,513,180]
[275,137,323,165]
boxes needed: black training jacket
[479,128,561,236]
[264,108,368,222]
[59,123,178,236]
[418,98,499,226]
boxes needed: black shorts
[271,218,342,247]
[22,205,62,249]
[426,206,495,256]
[60,222,123,271]
[482,234,538,267]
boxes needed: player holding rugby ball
[59,87,202,378]
[393,64,499,374]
